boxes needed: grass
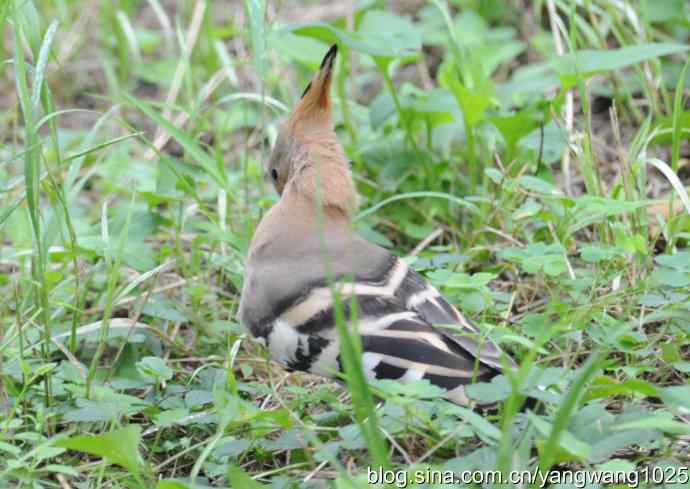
[1,0,690,487]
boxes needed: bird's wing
[390,257,517,372]
[244,248,511,404]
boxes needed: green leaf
[640,0,686,22]
[500,243,568,277]
[580,245,627,263]
[650,268,690,288]
[371,378,445,399]
[154,408,190,428]
[656,252,690,271]
[439,63,494,127]
[443,404,502,441]
[355,191,477,222]
[245,0,266,78]
[42,464,79,477]
[660,385,690,411]
[490,110,540,153]
[529,412,591,461]
[156,481,191,489]
[442,272,497,289]
[358,10,421,58]
[552,43,690,87]
[518,175,563,196]
[136,356,173,382]
[215,438,252,458]
[227,465,269,489]
[0,441,21,456]
[292,10,421,59]
[31,20,58,109]
[569,197,652,234]
[465,375,512,403]
[613,414,690,435]
[56,425,144,475]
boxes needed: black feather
[372,361,407,380]
[287,335,330,372]
[320,44,338,69]
[360,335,475,372]
[300,81,312,99]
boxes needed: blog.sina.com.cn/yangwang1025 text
[366,466,690,488]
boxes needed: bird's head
[266,44,345,196]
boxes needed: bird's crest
[289,44,338,133]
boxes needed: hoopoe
[238,45,517,405]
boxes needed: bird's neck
[286,135,357,218]
[249,183,353,260]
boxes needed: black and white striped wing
[391,258,516,373]
[247,255,512,404]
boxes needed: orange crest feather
[289,44,338,133]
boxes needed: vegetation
[1,0,689,487]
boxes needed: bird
[238,44,517,405]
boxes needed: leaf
[156,481,214,489]
[56,425,144,475]
[228,465,269,489]
[650,267,690,288]
[32,445,66,462]
[31,20,58,108]
[157,481,192,489]
[42,464,79,477]
[500,243,568,277]
[245,0,266,78]
[518,175,563,196]
[338,424,367,450]
[552,43,690,87]
[465,375,512,403]
[569,196,652,234]
[641,0,686,23]
[595,458,636,473]
[371,378,445,399]
[490,110,540,153]
[439,63,494,127]
[647,158,690,216]
[613,414,690,435]
[529,412,591,461]
[442,405,502,441]
[656,252,690,271]
[185,389,215,408]
[358,10,422,59]
[519,119,567,164]
[292,11,421,60]
[580,245,627,263]
[136,356,173,382]
[431,271,496,289]
[660,385,690,411]
[355,191,477,222]
[154,409,190,428]
[0,441,21,456]
[214,438,252,458]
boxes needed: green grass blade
[121,91,227,187]
[537,352,603,474]
[355,191,478,222]
[331,292,390,470]
[30,19,57,109]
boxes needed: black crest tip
[320,44,338,70]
